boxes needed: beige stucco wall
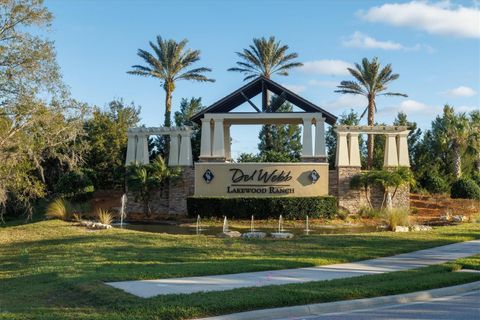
[194,162,329,197]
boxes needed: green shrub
[45,198,72,220]
[471,171,480,188]
[55,170,95,201]
[187,196,337,219]
[420,173,449,194]
[450,178,480,200]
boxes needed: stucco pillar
[397,132,410,167]
[335,132,349,167]
[135,134,149,165]
[125,133,137,165]
[223,124,231,161]
[212,118,225,158]
[178,131,193,166]
[384,133,399,167]
[314,117,326,157]
[168,133,179,166]
[348,133,361,167]
[302,118,313,157]
[200,118,212,158]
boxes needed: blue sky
[46,0,479,157]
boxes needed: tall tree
[228,36,302,150]
[434,105,472,178]
[258,99,302,161]
[83,99,141,189]
[336,57,407,169]
[0,0,85,220]
[326,110,362,169]
[174,97,204,161]
[128,36,214,127]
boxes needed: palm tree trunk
[453,143,462,178]
[164,88,172,127]
[367,96,375,169]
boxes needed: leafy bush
[55,170,94,201]
[451,178,480,200]
[46,198,72,220]
[420,173,449,194]
[187,196,337,219]
[471,171,480,188]
[384,208,410,230]
[97,209,113,225]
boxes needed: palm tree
[439,105,473,178]
[228,36,303,149]
[228,36,303,109]
[128,36,214,127]
[336,57,407,169]
[126,156,180,216]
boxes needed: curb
[198,281,480,320]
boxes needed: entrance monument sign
[194,162,329,197]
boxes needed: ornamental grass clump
[97,209,113,225]
[384,208,410,230]
[46,198,72,221]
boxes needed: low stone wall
[126,166,194,219]
[334,166,410,213]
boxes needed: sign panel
[194,163,328,197]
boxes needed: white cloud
[282,84,306,94]
[299,60,353,76]
[323,95,368,110]
[444,86,477,97]
[398,99,428,112]
[359,1,480,38]
[457,105,479,113]
[307,79,339,88]
[341,31,434,52]
[342,32,404,50]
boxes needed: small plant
[46,198,71,220]
[97,209,113,225]
[384,208,410,230]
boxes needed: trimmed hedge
[187,196,337,219]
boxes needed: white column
[335,132,349,167]
[212,118,225,158]
[200,118,212,158]
[397,132,410,167]
[384,133,399,167]
[314,117,326,157]
[302,118,313,157]
[136,134,149,164]
[168,133,179,166]
[223,124,231,161]
[125,133,137,165]
[178,131,193,166]
[348,133,361,167]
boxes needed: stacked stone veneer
[329,167,410,213]
[126,167,194,219]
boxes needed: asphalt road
[305,290,480,320]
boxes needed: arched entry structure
[125,126,193,166]
[190,76,337,198]
[333,125,411,213]
[191,76,337,163]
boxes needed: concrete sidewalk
[200,281,480,320]
[107,240,480,298]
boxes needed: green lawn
[1,220,479,319]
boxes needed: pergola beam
[240,91,261,113]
